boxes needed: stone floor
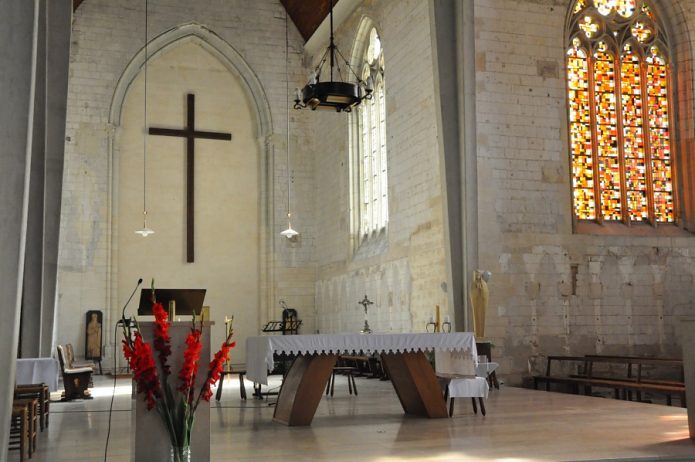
[9,374,695,461]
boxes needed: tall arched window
[354,27,387,239]
[567,0,675,225]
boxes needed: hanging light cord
[143,0,148,218]
[285,8,291,221]
[135,0,152,236]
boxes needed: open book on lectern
[137,288,206,316]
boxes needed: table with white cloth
[434,352,494,416]
[15,358,60,392]
[246,332,477,426]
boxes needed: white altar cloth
[16,358,60,392]
[247,332,477,384]
[476,362,499,378]
[448,376,489,399]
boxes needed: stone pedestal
[133,321,213,461]
[680,317,695,440]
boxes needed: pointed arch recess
[105,23,275,332]
[109,22,272,136]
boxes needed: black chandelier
[294,0,372,112]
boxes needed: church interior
[2,0,695,460]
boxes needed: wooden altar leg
[273,354,337,426]
[380,351,448,418]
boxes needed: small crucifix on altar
[358,295,373,334]
[148,93,232,263]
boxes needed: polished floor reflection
[10,374,694,461]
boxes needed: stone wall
[58,0,313,364]
[474,0,695,384]
[311,0,451,334]
[58,0,695,385]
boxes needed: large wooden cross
[149,93,232,263]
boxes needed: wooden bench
[533,355,685,407]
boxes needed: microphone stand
[105,278,142,461]
[119,278,143,326]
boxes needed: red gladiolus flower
[178,329,202,402]
[200,340,236,402]
[152,302,172,377]
[124,333,161,410]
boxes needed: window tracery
[567,0,674,224]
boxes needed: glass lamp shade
[281,224,299,239]
[135,226,155,237]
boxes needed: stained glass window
[567,0,674,224]
[355,27,388,237]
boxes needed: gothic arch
[348,16,377,72]
[109,22,272,136]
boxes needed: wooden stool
[14,398,38,454]
[10,405,29,462]
[215,367,247,401]
[326,366,358,397]
[16,384,49,431]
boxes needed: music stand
[137,289,206,316]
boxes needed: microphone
[120,278,143,324]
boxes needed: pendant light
[135,0,154,237]
[281,8,299,240]
[293,0,372,112]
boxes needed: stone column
[40,0,71,357]
[19,0,71,359]
[429,0,478,332]
[680,316,695,440]
[134,322,213,461]
[21,0,46,359]
[0,0,39,456]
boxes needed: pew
[533,355,685,407]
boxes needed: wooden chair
[13,398,38,454]
[57,345,93,400]
[15,383,49,431]
[10,404,29,462]
[65,343,97,371]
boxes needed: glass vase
[170,446,191,462]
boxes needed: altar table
[16,358,60,392]
[246,332,477,426]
